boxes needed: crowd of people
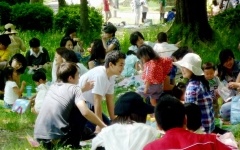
[0,20,239,150]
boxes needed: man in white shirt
[78,51,126,132]
[153,32,178,58]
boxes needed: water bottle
[26,86,32,97]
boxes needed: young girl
[88,39,106,69]
[136,45,172,106]
[0,54,27,99]
[3,66,26,109]
[173,53,215,133]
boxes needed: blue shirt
[185,79,215,133]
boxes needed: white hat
[173,53,204,76]
[4,23,18,34]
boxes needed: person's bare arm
[105,94,115,120]
[88,61,95,69]
[94,94,103,120]
[163,76,174,91]
[13,81,26,97]
[76,100,106,129]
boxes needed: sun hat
[4,23,18,34]
[173,53,204,76]
[114,92,154,116]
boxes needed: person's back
[91,92,159,150]
[144,128,230,150]
[92,122,157,150]
[153,32,178,58]
[121,51,139,77]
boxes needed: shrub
[11,3,54,32]
[0,2,11,26]
[54,5,103,45]
[209,6,240,31]
[0,0,28,5]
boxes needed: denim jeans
[220,102,231,121]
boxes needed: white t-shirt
[34,83,49,113]
[77,63,88,76]
[51,59,57,83]
[153,42,178,58]
[4,81,19,104]
[91,122,159,150]
[78,66,115,105]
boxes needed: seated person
[31,71,49,114]
[25,38,50,70]
[0,34,11,70]
[3,67,26,109]
[144,95,232,150]
[121,50,140,77]
[91,92,159,150]
[34,62,106,149]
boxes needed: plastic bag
[231,94,240,124]
[218,81,233,102]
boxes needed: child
[184,103,205,133]
[202,62,220,117]
[25,38,50,70]
[121,50,140,77]
[173,53,215,133]
[0,34,11,70]
[3,66,26,109]
[171,82,186,101]
[31,71,49,114]
[88,39,106,69]
[136,45,172,106]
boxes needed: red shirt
[144,128,231,150]
[103,0,110,11]
[142,57,172,84]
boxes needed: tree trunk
[30,0,43,3]
[173,0,213,42]
[58,0,67,9]
[80,0,89,32]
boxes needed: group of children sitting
[0,22,239,149]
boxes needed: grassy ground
[1,4,240,149]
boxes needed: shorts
[137,84,163,100]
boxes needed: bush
[0,2,11,26]
[0,0,28,5]
[54,5,103,45]
[209,6,240,31]
[11,3,54,32]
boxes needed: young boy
[0,34,11,70]
[78,51,126,132]
[34,62,106,149]
[25,38,50,70]
[144,95,231,150]
[202,62,220,117]
[31,71,49,114]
